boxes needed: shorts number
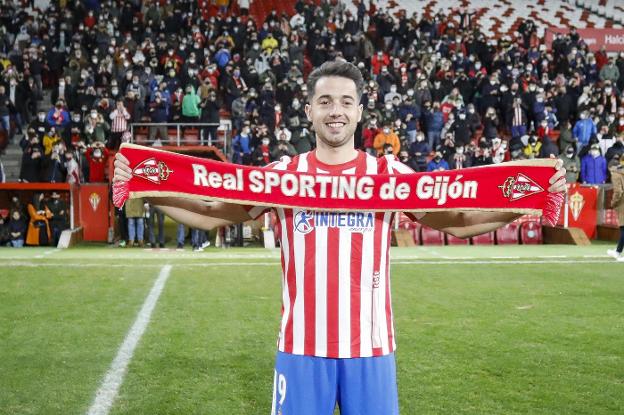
[277,373,287,405]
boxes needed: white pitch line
[2,259,621,268]
[86,264,172,415]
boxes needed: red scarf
[113,144,563,225]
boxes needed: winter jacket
[573,119,597,147]
[580,154,607,184]
[610,166,624,226]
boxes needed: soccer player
[114,60,567,414]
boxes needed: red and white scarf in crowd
[113,144,564,226]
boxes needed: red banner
[546,27,624,52]
[557,183,599,238]
[114,144,564,225]
[79,184,110,241]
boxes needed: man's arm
[145,197,252,231]
[114,152,253,231]
[417,211,522,239]
[417,158,567,238]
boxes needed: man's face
[305,76,362,149]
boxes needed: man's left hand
[548,158,567,193]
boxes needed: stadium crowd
[1,0,624,247]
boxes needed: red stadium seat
[420,225,445,245]
[604,209,619,226]
[183,128,200,145]
[471,232,495,245]
[495,222,520,245]
[446,233,470,245]
[520,221,543,244]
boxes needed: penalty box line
[86,264,172,415]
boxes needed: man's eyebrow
[316,94,357,101]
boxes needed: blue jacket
[426,110,445,133]
[580,154,607,184]
[427,158,449,171]
[573,119,597,147]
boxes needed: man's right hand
[113,152,132,183]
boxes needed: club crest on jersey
[293,210,374,234]
[132,158,173,184]
[498,173,544,201]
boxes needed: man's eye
[319,100,329,105]
[343,101,353,106]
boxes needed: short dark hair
[306,60,364,102]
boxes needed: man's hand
[113,152,132,183]
[548,158,567,194]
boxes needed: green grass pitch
[1,244,622,414]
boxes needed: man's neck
[315,140,358,165]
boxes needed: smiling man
[113,60,566,414]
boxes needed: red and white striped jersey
[247,150,416,359]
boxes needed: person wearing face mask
[409,132,430,171]
[290,121,316,154]
[427,150,449,171]
[523,134,541,159]
[580,144,607,184]
[232,124,253,165]
[559,145,580,184]
[373,123,400,156]
[29,110,50,140]
[252,136,272,166]
[86,142,110,182]
[46,191,68,246]
[573,111,597,152]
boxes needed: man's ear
[357,104,363,123]
[305,103,312,121]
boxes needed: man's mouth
[326,122,346,128]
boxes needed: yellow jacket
[373,131,400,156]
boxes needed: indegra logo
[293,210,375,234]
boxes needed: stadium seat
[183,128,200,145]
[471,231,495,245]
[604,209,619,226]
[495,222,520,244]
[446,233,470,245]
[520,221,543,244]
[420,225,445,245]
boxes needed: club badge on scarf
[113,144,564,225]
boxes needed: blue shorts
[271,351,399,415]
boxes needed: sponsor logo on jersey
[293,210,375,234]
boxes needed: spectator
[607,161,624,260]
[424,101,444,151]
[0,85,12,139]
[409,132,430,172]
[573,111,597,151]
[427,151,449,171]
[290,121,315,154]
[108,99,131,150]
[560,145,581,184]
[147,204,166,249]
[373,123,400,156]
[524,135,542,159]
[148,92,169,146]
[182,85,201,124]
[26,192,51,246]
[8,210,27,248]
[124,198,145,247]
[232,124,252,164]
[85,142,110,182]
[0,215,10,246]
[606,134,624,163]
[46,191,68,246]
[558,121,575,153]
[581,144,607,184]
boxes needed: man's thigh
[272,352,337,415]
[337,353,399,415]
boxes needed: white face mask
[590,149,600,158]
[385,104,392,110]
[383,128,390,134]
[262,139,270,145]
